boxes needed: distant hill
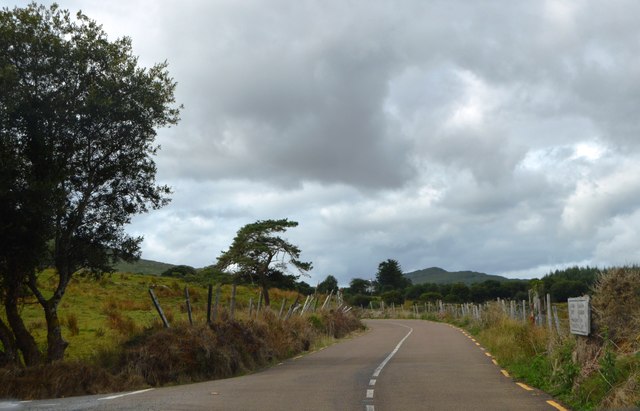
[404,267,516,285]
[112,258,175,276]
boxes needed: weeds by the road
[0,276,363,399]
[444,267,640,410]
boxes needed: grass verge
[446,306,640,410]
[0,309,364,400]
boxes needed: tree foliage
[347,278,372,295]
[161,265,197,278]
[0,3,179,365]
[375,259,410,292]
[214,219,312,306]
[316,275,338,294]
[542,266,600,301]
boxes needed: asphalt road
[14,319,567,411]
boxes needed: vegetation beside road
[443,267,640,410]
[0,271,363,399]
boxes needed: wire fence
[360,293,570,335]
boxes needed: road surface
[14,320,567,410]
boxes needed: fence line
[148,286,352,327]
[360,292,569,335]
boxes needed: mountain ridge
[404,266,521,285]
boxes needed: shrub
[419,291,442,302]
[160,265,197,278]
[348,294,373,308]
[0,307,363,399]
[0,362,143,400]
[381,290,404,305]
[591,266,640,347]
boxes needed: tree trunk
[261,282,271,307]
[43,300,68,362]
[27,269,69,362]
[0,318,18,366]
[4,291,41,366]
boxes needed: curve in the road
[18,319,571,411]
[364,322,413,410]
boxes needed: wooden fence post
[207,284,213,324]
[230,284,237,320]
[213,285,221,322]
[553,305,562,335]
[300,295,311,315]
[185,286,193,326]
[546,293,553,331]
[285,296,300,320]
[321,290,333,310]
[278,298,287,319]
[149,288,170,328]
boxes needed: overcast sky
[6,1,640,285]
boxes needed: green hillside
[112,258,176,275]
[404,267,516,285]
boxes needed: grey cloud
[150,0,415,189]
[13,0,640,284]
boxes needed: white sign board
[568,296,590,336]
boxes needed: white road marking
[365,323,413,410]
[98,388,155,401]
[372,324,413,377]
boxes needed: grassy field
[16,270,301,361]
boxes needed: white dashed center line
[365,323,414,411]
[98,388,155,401]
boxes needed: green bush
[381,290,404,305]
[348,294,373,308]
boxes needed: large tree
[375,259,411,293]
[214,219,312,307]
[0,4,179,365]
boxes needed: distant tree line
[163,258,600,309]
[341,263,599,307]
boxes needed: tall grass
[0,308,364,399]
[450,265,640,411]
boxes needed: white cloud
[562,161,640,234]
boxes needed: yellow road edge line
[500,369,510,377]
[491,359,498,366]
[516,382,534,391]
[484,352,492,357]
[546,400,568,411]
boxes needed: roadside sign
[568,296,590,336]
